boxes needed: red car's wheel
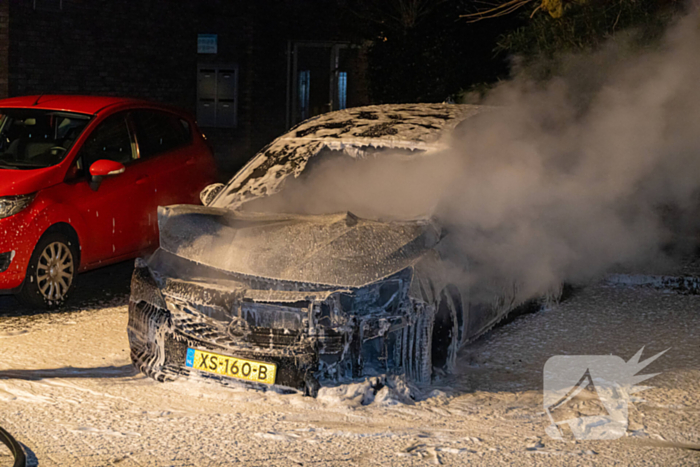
[17,232,78,309]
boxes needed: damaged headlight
[0,193,34,220]
[338,279,404,315]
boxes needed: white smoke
[249,12,700,299]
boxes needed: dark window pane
[132,110,191,158]
[79,114,133,166]
[0,109,91,169]
[33,0,62,12]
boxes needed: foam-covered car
[128,104,533,395]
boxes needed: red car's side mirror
[90,159,125,177]
[88,159,125,191]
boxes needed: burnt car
[127,104,531,395]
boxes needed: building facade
[0,0,369,174]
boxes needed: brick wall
[0,1,8,98]
[6,0,365,175]
[9,1,200,107]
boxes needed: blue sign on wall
[198,34,218,54]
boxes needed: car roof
[212,103,490,210]
[281,103,483,149]
[0,95,170,115]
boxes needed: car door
[61,111,154,265]
[130,110,214,245]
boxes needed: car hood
[156,204,442,288]
[0,165,61,196]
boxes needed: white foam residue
[68,427,140,437]
[0,381,56,404]
[317,375,418,407]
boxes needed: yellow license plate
[185,348,277,385]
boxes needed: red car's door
[130,110,216,229]
[59,112,153,266]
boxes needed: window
[299,70,311,121]
[238,147,432,220]
[131,110,191,159]
[33,0,62,11]
[338,72,347,110]
[78,113,134,167]
[196,65,238,128]
[0,109,90,168]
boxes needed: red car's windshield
[0,108,92,169]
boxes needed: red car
[0,95,217,307]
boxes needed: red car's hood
[0,166,62,196]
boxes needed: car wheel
[406,302,435,384]
[128,300,174,383]
[431,287,460,376]
[304,372,320,397]
[17,233,78,309]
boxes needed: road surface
[0,261,698,466]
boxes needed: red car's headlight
[0,193,35,220]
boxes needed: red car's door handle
[186,157,196,165]
[136,175,149,185]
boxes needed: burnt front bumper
[127,263,319,394]
[127,254,422,394]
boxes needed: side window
[78,113,135,168]
[132,110,192,159]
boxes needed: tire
[431,287,460,376]
[304,372,320,397]
[405,301,434,385]
[17,232,78,309]
[128,300,174,383]
[0,425,26,467]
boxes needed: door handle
[186,157,196,165]
[136,175,149,185]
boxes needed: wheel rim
[36,242,74,301]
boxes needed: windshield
[239,146,440,220]
[210,104,483,210]
[0,108,92,169]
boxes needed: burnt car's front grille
[249,327,308,348]
[316,328,346,354]
[166,296,312,352]
[240,301,305,330]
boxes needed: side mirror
[200,183,224,206]
[89,159,125,191]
